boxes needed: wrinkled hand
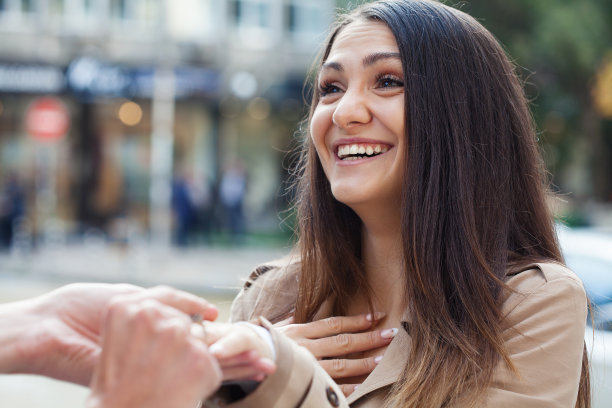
[275,313,396,395]
[86,293,221,408]
[204,322,277,383]
[15,283,218,385]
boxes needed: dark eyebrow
[321,52,400,73]
[362,52,401,67]
[321,61,343,72]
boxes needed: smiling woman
[202,1,591,407]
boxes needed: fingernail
[366,312,386,321]
[354,385,359,391]
[381,328,398,339]
[209,343,224,356]
[374,355,383,364]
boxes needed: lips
[336,143,391,161]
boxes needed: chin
[331,187,369,208]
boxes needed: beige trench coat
[206,257,587,407]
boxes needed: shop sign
[25,97,70,142]
[0,64,64,93]
[67,57,130,100]
[67,57,220,100]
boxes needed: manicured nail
[381,328,398,339]
[209,343,224,356]
[374,355,383,364]
[366,312,386,321]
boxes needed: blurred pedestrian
[219,160,247,244]
[0,172,25,250]
[189,171,214,243]
[172,170,198,246]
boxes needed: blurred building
[0,0,334,247]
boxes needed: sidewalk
[0,243,290,296]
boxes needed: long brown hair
[292,0,589,406]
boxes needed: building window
[0,0,37,14]
[287,1,330,43]
[287,2,326,34]
[110,0,161,31]
[231,0,271,29]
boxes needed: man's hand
[4,283,217,385]
[86,293,221,408]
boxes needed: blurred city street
[0,0,610,406]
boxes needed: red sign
[25,97,70,142]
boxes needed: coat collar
[313,298,411,404]
[347,321,410,404]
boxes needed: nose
[332,87,372,130]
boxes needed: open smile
[336,143,391,161]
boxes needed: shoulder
[229,254,302,323]
[502,261,586,318]
[485,262,588,405]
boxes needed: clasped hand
[273,313,395,396]
[200,313,395,396]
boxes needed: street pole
[149,66,175,246]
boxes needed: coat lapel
[346,321,411,404]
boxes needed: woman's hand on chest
[274,313,398,396]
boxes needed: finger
[209,329,264,360]
[292,313,385,339]
[339,384,359,397]
[272,315,294,328]
[216,350,260,367]
[145,286,219,321]
[201,321,231,345]
[318,355,383,379]
[308,328,397,358]
[111,286,218,322]
[220,358,276,382]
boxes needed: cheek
[310,106,333,153]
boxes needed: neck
[351,205,406,320]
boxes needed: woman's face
[310,20,406,214]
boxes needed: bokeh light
[118,101,143,126]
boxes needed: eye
[318,80,343,97]
[376,74,404,89]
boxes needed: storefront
[0,59,221,247]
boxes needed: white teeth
[337,143,391,160]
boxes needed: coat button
[326,386,340,407]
